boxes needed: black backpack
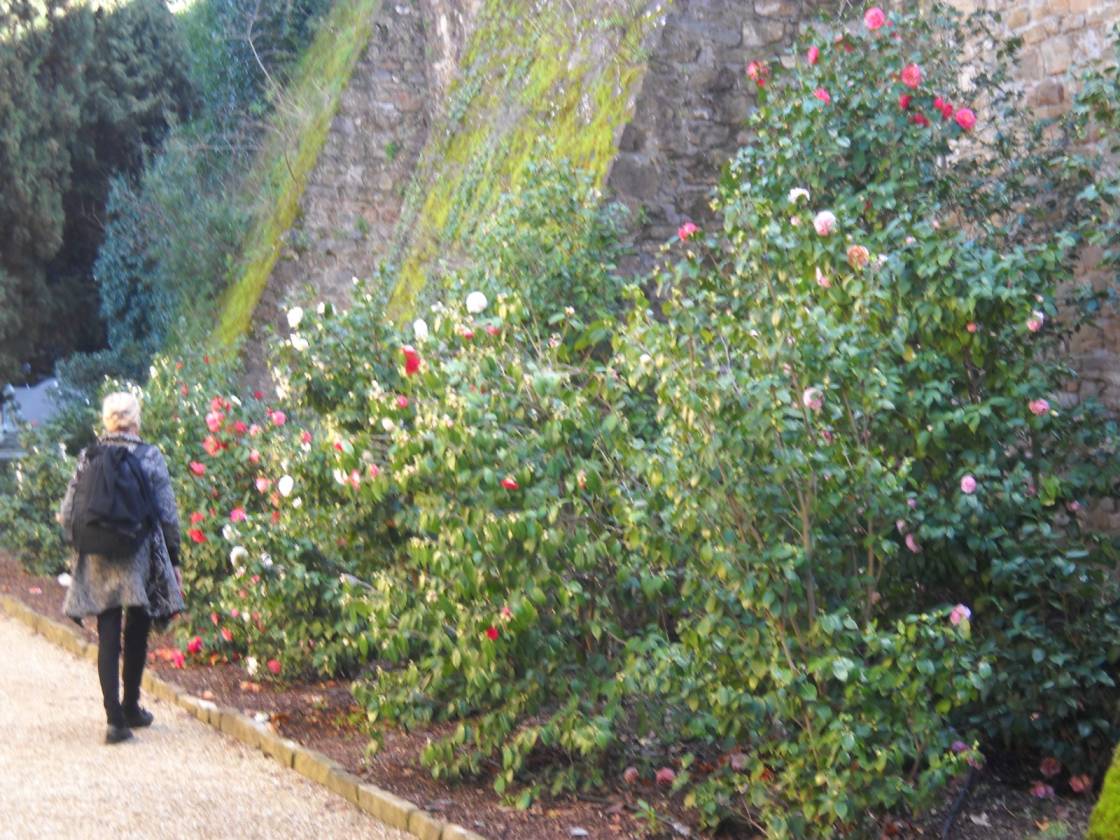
[64,444,156,559]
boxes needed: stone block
[219,709,264,751]
[1041,34,1073,74]
[293,747,338,786]
[1028,79,1065,107]
[408,809,447,840]
[259,732,300,769]
[442,826,489,840]
[322,768,362,806]
[356,784,417,830]
[743,18,785,48]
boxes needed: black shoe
[123,706,154,728]
[105,724,134,745]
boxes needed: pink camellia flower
[255,477,271,494]
[802,387,823,412]
[180,384,189,397]
[896,519,908,534]
[210,396,224,413]
[501,476,520,490]
[249,423,261,437]
[955,107,977,131]
[172,650,185,669]
[402,345,422,376]
[949,604,971,626]
[485,626,500,641]
[189,461,206,476]
[249,449,261,465]
[300,430,312,444]
[951,740,969,754]
[187,636,203,655]
[396,395,410,409]
[220,627,233,643]
[462,328,475,340]
[348,469,362,489]
[485,324,501,337]
[966,321,978,334]
[847,244,870,270]
[813,210,837,236]
[203,436,222,456]
[864,6,887,30]
[905,533,921,554]
[907,497,918,510]
[1067,500,1082,513]
[901,63,922,88]
[205,411,224,433]
[678,221,699,241]
[267,659,282,675]
[1029,398,1050,416]
[1040,757,1062,778]
[1069,773,1092,794]
[500,605,513,621]
[960,474,977,494]
[1030,781,1055,799]
[656,767,676,786]
[230,608,239,619]
[820,429,834,444]
[230,507,247,523]
[210,612,219,626]
[911,112,931,127]
[807,45,819,65]
[1027,310,1045,333]
[898,93,911,110]
[623,766,640,785]
[190,511,205,525]
[814,87,831,105]
[232,420,248,436]
[815,266,831,288]
[368,463,381,479]
[270,409,286,427]
[746,60,769,87]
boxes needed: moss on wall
[385,0,665,319]
[1088,744,1120,840]
[211,0,381,347]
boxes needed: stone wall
[247,0,431,364]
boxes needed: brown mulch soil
[0,553,1099,840]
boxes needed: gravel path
[0,615,407,840]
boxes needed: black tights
[96,606,151,726]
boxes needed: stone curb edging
[0,594,488,840]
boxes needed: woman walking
[60,392,185,744]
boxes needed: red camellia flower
[501,476,520,490]
[898,93,911,110]
[187,636,203,655]
[485,626,500,641]
[267,659,282,675]
[180,384,189,397]
[485,324,500,337]
[334,441,344,452]
[253,390,264,400]
[301,430,312,444]
[172,650,185,669]
[233,420,248,436]
[189,461,206,476]
[230,507,247,523]
[461,329,475,340]
[954,107,977,131]
[911,112,930,127]
[402,345,422,376]
[901,63,922,88]
[220,627,233,643]
[190,511,205,525]
[188,529,207,544]
[203,436,222,456]
[806,45,819,65]
[814,87,831,105]
[678,221,699,241]
[270,409,287,427]
[746,59,768,87]
[864,6,886,30]
[271,510,281,525]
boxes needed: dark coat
[60,432,185,624]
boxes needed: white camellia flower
[466,291,488,314]
[57,573,72,588]
[413,318,429,341]
[381,417,395,432]
[287,307,304,329]
[260,553,273,568]
[290,334,309,352]
[229,546,249,567]
[245,657,259,676]
[292,497,302,509]
[278,475,294,497]
[333,468,347,485]
[222,524,236,542]
[788,187,810,204]
[316,301,326,315]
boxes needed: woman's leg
[96,607,125,726]
[121,606,152,714]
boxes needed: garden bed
[0,552,1096,839]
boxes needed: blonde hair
[102,392,141,434]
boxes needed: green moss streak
[1088,744,1120,840]
[386,0,664,319]
[211,0,381,347]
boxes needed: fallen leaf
[239,680,262,693]
[968,813,992,828]
[671,821,691,836]
[201,690,215,701]
[28,587,41,595]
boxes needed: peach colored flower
[847,244,870,270]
